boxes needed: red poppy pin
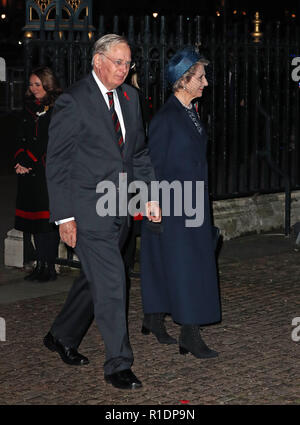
[124,91,130,101]
[134,213,143,221]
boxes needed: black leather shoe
[104,369,142,390]
[43,332,89,366]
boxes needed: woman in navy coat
[140,47,221,359]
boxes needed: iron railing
[18,14,300,201]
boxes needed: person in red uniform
[14,66,62,282]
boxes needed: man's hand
[59,220,77,248]
[145,201,162,223]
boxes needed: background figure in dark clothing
[14,66,62,282]
[22,232,36,270]
[129,69,151,133]
[123,69,150,275]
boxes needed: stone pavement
[0,233,299,406]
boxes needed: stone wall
[213,190,300,240]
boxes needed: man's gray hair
[92,34,129,65]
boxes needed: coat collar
[170,94,205,140]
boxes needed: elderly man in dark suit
[44,34,160,390]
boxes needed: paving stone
[0,243,299,405]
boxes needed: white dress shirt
[92,70,126,141]
[56,71,126,225]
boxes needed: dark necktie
[107,91,124,154]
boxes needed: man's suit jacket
[46,73,156,233]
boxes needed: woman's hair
[172,59,209,93]
[26,66,62,106]
[131,71,140,90]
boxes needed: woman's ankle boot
[179,325,218,358]
[48,263,57,281]
[24,261,45,281]
[142,313,177,345]
[38,262,57,282]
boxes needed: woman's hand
[145,201,162,223]
[14,163,32,174]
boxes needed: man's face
[93,42,131,90]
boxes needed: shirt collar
[92,70,117,98]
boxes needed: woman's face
[29,74,46,100]
[185,63,208,99]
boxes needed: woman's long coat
[140,95,221,325]
[14,99,55,234]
